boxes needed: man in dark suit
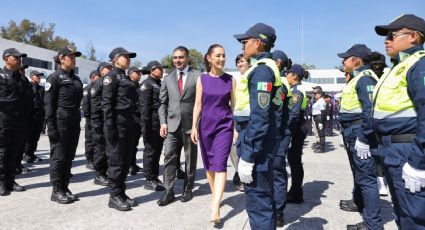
[157,46,200,206]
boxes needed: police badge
[258,92,270,109]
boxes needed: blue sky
[1,0,424,70]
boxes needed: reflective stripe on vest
[373,50,425,119]
[340,69,378,114]
[234,58,283,116]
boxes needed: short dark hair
[173,46,189,57]
[235,54,244,66]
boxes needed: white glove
[318,123,323,130]
[238,158,254,184]
[327,116,330,121]
[354,138,371,159]
[402,163,425,193]
[308,116,311,119]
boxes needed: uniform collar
[112,67,126,75]
[250,52,272,65]
[349,65,370,81]
[393,45,424,64]
[291,82,301,89]
[149,75,161,83]
[58,68,74,77]
[1,66,15,76]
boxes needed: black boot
[176,167,185,180]
[122,193,138,207]
[286,189,303,204]
[0,181,11,196]
[108,195,131,211]
[347,222,368,230]
[51,187,73,204]
[339,199,361,212]
[157,190,175,206]
[11,181,26,192]
[94,174,109,186]
[276,212,284,227]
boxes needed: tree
[132,60,143,68]
[302,63,316,70]
[1,19,76,52]
[85,41,97,61]
[161,48,204,73]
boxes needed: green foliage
[1,19,76,51]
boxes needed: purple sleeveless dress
[199,73,233,172]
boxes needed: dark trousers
[143,129,164,180]
[49,118,80,190]
[163,125,197,192]
[273,134,290,215]
[288,130,307,193]
[342,124,382,229]
[378,138,425,229]
[105,114,136,196]
[245,169,276,230]
[131,123,142,168]
[306,116,313,135]
[84,118,94,162]
[24,116,44,156]
[313,115,325,150]
[0,126,25,187]
[92,120,107,176]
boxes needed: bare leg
[206,170,215,210]
[211,172,226,222]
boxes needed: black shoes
[129,165,142,175]
[347,222,368,230]
[51,190,73,204]
[314,148,325,153]
[23,154,42,163]
[157,191,175,206]
[86,161,94,170]
[176,167,185,179]
[122,193,138,207]
[181,190,193,202]
[12,182,26,192]
[286,191,303,204]
[276,212,284,227]
[339,199,361,212]
[108,195,131,211]
[233,172,241,186]
[144,178,165,191]
[16,165,31,175]
[94,175,109,186]
[0,182,11,196]
[64,188,79,202]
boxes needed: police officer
[233,23,283,229]
[140,61,165,191]
[45,47,83,204]
[284,64,309,204]
[16,64,33,174]
[311,86,326,153]
[373,14,425,228]
[336,44,382,230]
[127,66,142,176]
[23,70,45,163]
[102,47,138,211]
[82,70,100,170]
[271,49,292,227]
[0,48,28,196]
[91,62,112,187]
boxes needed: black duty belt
[341,119,362,128]
[377,134,416,143]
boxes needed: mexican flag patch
[257,82,272,92]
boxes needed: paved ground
[0,124,397,230]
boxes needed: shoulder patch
[45,82,51,91]
[258,92,270,109]
[257,82,272,92]
[366,85,374,92]
[83,90,88,96]
[140,84,147,91]
[291,93,300,103]
[103,76,112,86]
[90,88,96,96]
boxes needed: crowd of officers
[0,13,425,230]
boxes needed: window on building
[23,57,53,70]
[336,77,346,84]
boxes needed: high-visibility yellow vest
[373,50,425,120]
[234,58,285,116]
[340,69,378,114]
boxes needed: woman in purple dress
[191,44,235,223]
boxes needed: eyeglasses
[386,31,412,41]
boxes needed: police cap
[127,66,141,75]
[97,62,112,72]
[284,64,306,79]
[337,44,372,62]
[234,23,276,47]
[30,70,44,77]
[109,47,136,61]
[3,48,27,59]
[146,60,163,71]
[57,47,81,57]
[375,14,425,36]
